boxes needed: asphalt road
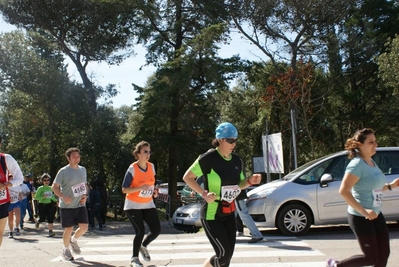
[1,219,399,266]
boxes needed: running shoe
[14,227,21,236]
[237,232,244,236]
[70,240,81,254]
[35,221,40,229]
[130,257,143,267]
[326,258,338,267]
[139,245,151,261]
[248,236,263,243]
[62,249,74,261]
[8,232,13,238]
[49,230,55,237]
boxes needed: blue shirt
[345,157,386,216]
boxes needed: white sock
[71,236,77,243]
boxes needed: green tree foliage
[0,30,90,177]
[379,35,399,94]
[1,0,399,212]
[227,0,351,69]
[328,0,399,143]
[0,0,138,113]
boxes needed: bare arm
[183,169,216,203]
[52,182,72,205]
[121,184,151,194]
[239,173,262,189]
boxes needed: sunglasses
[224,138,237,144]
[142,150,152,154]
[43,179,50,182]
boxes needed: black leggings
[201,213,236,267]
[337,212,390,267]
[38,202,56,224]
[125,208,161,257]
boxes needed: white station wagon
[247,147,399,235]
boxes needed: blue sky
[0,18,264,108]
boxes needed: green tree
[0,0,138,114]
[379,35,399,94]
[328,0,399,143]
[132,1,244,213]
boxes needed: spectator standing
[35,173,58,237]
[235,213,243,236]
[0,135,23,247]
[19,181,31,229]
[326,128,399,267]
[88,180,103,230]
[235,189,263,243]
[52,147,89,261]
[122,141,161,267]
[23,175,35,223]
[95,178,108,227]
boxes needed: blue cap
[215,122,238,139]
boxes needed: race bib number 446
[72,182,87,197]
[221,185,241,203]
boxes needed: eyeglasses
[142,150,152,154]
[224,138,237,144]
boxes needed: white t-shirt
[20,183,31,200]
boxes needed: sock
[71,236,77,243]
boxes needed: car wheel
[184,227,200,234]
[276,204,311,236]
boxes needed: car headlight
[247,187,277,200]
[189,208,200,218]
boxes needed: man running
[52,147,88,261]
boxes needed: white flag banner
[262,133,284,173]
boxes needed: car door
[373,151,399,219]
[316,156,350,222]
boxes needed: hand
[0,182,11,189]
[391,178,399,189]
[249,174,262,185]
[62,196,73,204]
[79,195,87,204]
[363,209,378,220]
[141,184,151,190]
[153,188,159,198]
[203,192,216,203]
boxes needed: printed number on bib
[139,186,154,198]
[44,191,53,199]
[72,182,87,197]
[221,185,241,203]
[0,189,6,200]
[10,190,19,203]
[372,188,383,207]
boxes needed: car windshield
[281,151,345,181]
